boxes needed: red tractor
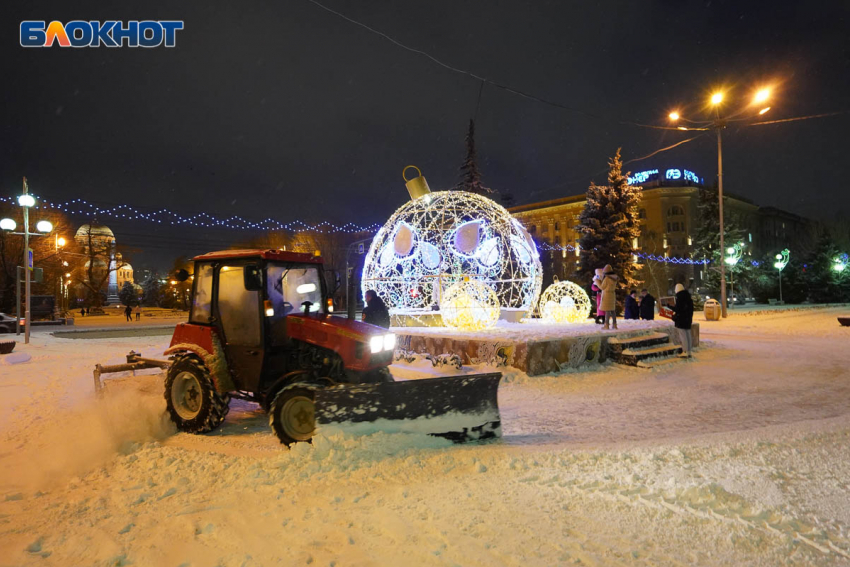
[103,249,501,445]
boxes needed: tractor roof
[192,249,323,264]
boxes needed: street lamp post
[724,242,744,308]
[668,87,772,318]
[774,248,790,304]
[1,178,54,344]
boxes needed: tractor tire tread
[164,354,230,434]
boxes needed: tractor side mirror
[174,269,190,282]
[244,264,262,291]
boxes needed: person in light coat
[599,264,619,330]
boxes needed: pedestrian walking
[362,289,391,329]
[600,264,619,330]
[124,304,132,322]
[639,289,656,320]
[80,308,85,317]
[671,283,694,357]
[624,290,640,320]
[134,305,141,321]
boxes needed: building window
[554,221,560,231]
[667,205,685,217]
[638,208,647,219]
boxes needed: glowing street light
[725,243,744,307]
[774,248,790,304]
[17,194,35,207]
[834,253,848,273]
[669,84,781,318]
[57,236,66,247]
[0,218,16,231]
[36,220,53,233]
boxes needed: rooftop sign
[627,168,703,186]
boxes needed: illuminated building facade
[509,167,814,296]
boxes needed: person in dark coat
[639,289,655,320]
[124,304,133,322]
[624,290,640,319]
[362,290,391,329]
[670,283,694,357]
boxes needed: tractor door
[214,263,264,392]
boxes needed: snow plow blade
[314,373,502,443]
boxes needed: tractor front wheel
[164,355,230,434]
[269,385,318,446]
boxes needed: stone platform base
[394,320,699,376]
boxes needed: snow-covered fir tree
[691,185,753,298]
[454,120,493,196]
[577,149,642,304]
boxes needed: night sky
[2,1,848,270]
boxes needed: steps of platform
[609,332,684,366]
[606,332,670,353]
[636,356,687,369]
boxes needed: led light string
[4,194,717,266]
[537,242,712,265]
[0,196,381,233]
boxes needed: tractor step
[314,373,502,442]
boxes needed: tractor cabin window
[190,262,214,323]
[266,264,324,317]
[217,265,262,347]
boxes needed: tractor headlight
[383,333,396,351]
[369,333,397,354]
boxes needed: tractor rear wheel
[269,385,318,446]
[164,355,230,434]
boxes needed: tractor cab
[169,249,394,407]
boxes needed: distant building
[73,223,139,304]
[509,166,815,295]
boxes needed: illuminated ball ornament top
[361,167,542,318]
[538,280,592,323]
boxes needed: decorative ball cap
[403,165,431,201]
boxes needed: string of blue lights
[2,195,716,266]
[537,242,712,265]
[0,196,382,233]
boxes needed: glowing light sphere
[538,280,592,323]
[361,191,542,317]
[439,280,501,331]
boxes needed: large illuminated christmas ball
[440,280,501,331]
[361,190,542,318]
[539,280,592,323]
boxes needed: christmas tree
[577,148,642,305]
[454,120,493,195]
[691,185,753,298]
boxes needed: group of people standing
[123,304,142,322]
[590,264,694,357]
[624,289,656,321]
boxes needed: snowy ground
[1,307,850,566]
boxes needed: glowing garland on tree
[440,280,501,331]
[361,189,542,318]
[538,280,592,323]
